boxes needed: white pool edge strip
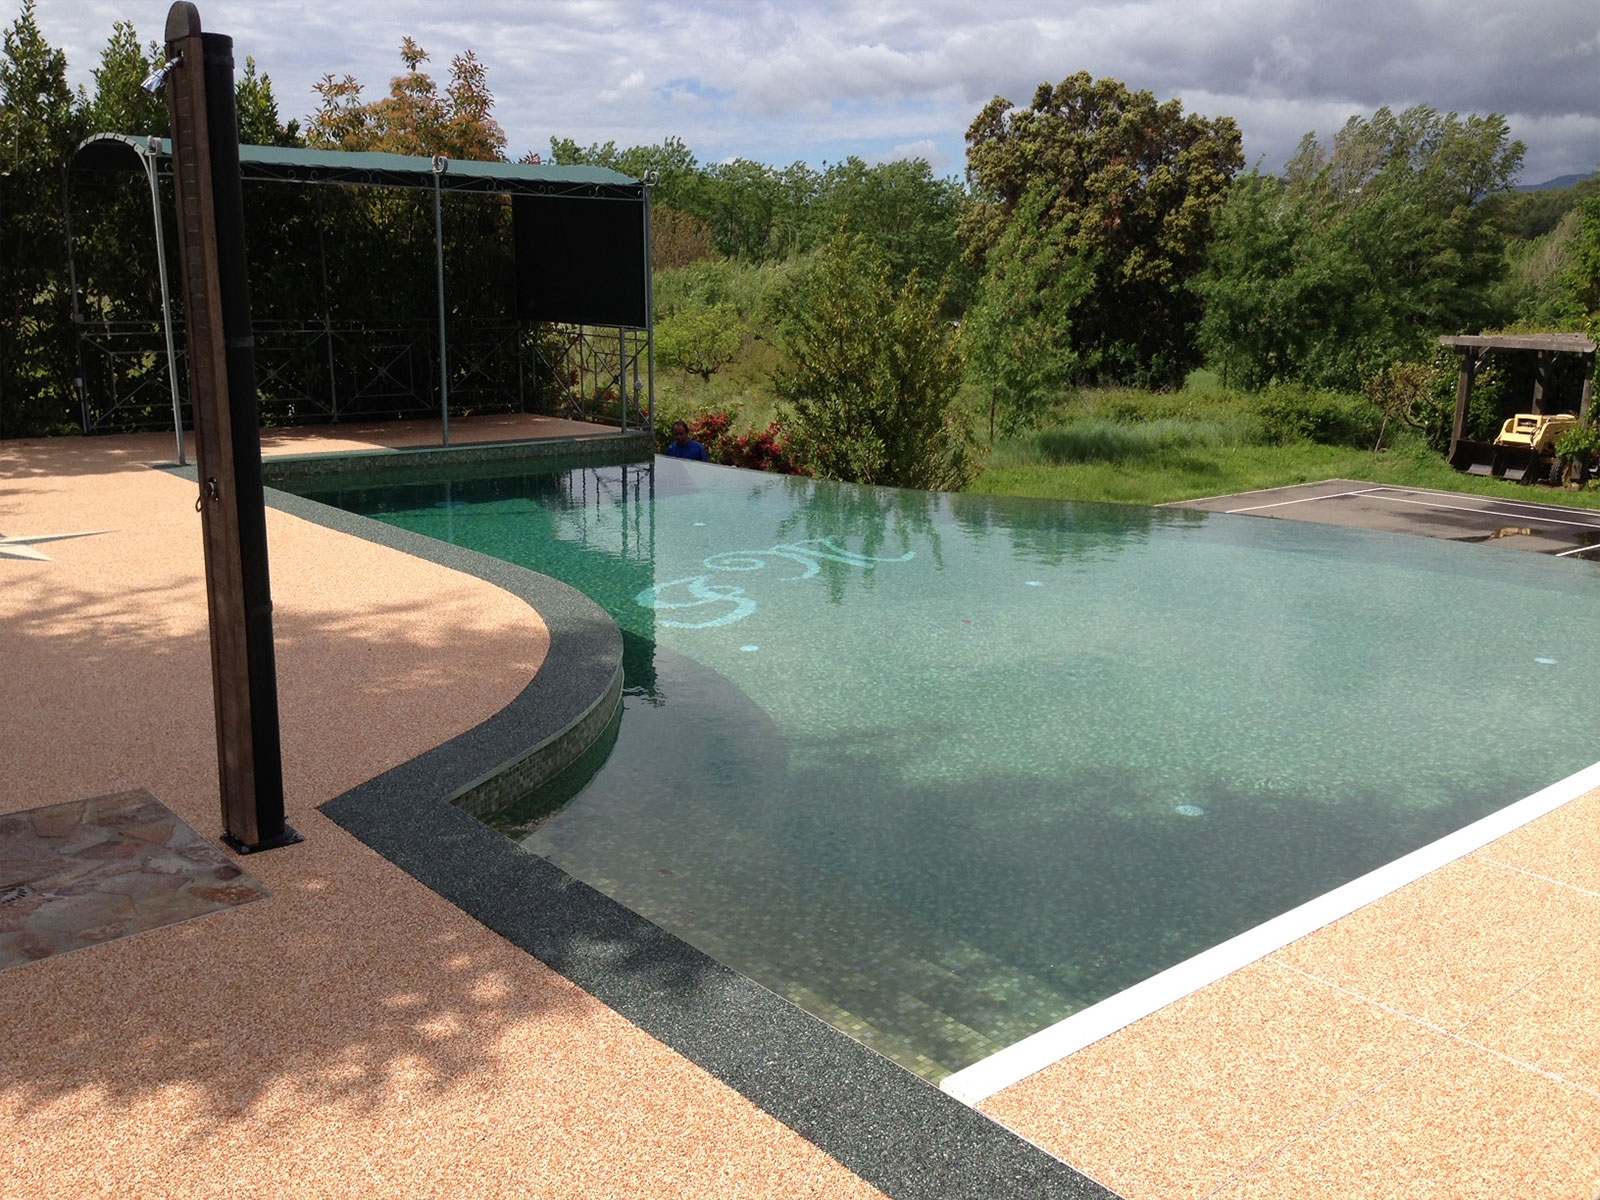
[941,759,1600,1106]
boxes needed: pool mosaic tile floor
[0,789,268,970]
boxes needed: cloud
[862,139,940,167]
[34,0,1598,183]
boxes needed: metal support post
[643,174,656,435]
[618,324,627,430]
[432,156,450,446]
[61,171,92,435]
[143,137,187,465]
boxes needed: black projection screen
[514,194,648,328]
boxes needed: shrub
[652,406,734,453]
[1554,421,1600,460]
[1362,350,1510,451]
[1254,385,1385,448]
[652,407,806,473]
[720,421,807,474]
[655,303,743,381]
[770,235,973,490]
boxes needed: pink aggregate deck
[0,420,880,1199]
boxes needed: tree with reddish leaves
[308,37,505,161]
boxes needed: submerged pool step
[723,923,1086,1080]
[540,839,1084,1080]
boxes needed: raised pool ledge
[247,477,1116,1200]
[259,430,653,482]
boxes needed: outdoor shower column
[163,0,298,853]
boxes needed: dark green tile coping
[174,451,1120,1200]
[450,666,623,821]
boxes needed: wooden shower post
[164,1,299,853]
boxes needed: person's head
[671,420,690,444]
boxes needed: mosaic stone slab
[0,789,268,970]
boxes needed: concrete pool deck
[4,422,1599,1198]
[1170,478,1600,560]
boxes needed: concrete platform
[1171,479,1600,560]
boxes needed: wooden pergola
[1440,332,1597,466]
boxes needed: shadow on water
[495,603,1549,1077]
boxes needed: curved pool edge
[261,482,1118,1200]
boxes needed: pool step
[695,899,1086,1080]
[540,836,1085,1080]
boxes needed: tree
[549,134,966,278]
[79,20,167,138]
[813,156,967,297]
[548,134,707,216]
[655,303,742,380]
[650,207,718,270]
[963,72,1243,387]
[1495,208,1582,329]
[770,236,972,489]
[1199,106,1526,390]
[1500,176,1600,241]
[308,38,505,160]
[1567,191,1600,323]
[964,182,1093,435]
[305,38,514,330]
[235,56,300,147]
[1196,170,1327,389]
[0,0,81,436]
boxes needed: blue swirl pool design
[637,537,916,627]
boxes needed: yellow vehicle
[1493,412,1579,453]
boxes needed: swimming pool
[290,455,1600,1081]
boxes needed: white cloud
[34,0,1599,182]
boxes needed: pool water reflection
[290,456,1600,1079]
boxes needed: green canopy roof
[72,134,643,199]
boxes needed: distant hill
[1517,173,1594,192]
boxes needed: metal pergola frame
[67,134,656,463]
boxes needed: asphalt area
[1170,479,1600,561]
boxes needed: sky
[34,0,1600,186]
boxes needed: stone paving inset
[0,788,268,970]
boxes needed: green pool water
[290,456,1600,1080]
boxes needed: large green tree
[770,236,972,489]
[1567,190,1600,324]
[1198,106,1526,390]
[79,20,167,137]
[0,0,80,436]
[963,72,1242,388]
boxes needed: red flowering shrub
[720,421,807,474]
[654,407,733,453]
[688,409,733,442]
[653,409,807,473]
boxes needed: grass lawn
[965,378,1600,510]
[646,326,1600,512]
[969,441,1600,509]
